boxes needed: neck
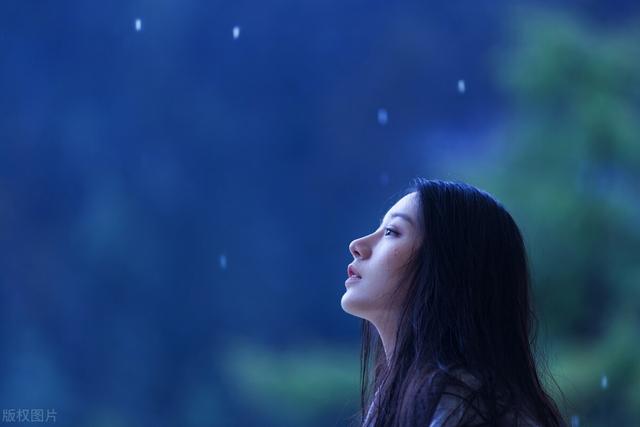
[372,311,399,365]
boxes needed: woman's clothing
[363,369,542,427]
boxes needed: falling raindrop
[457,79,466,93]
[219,254,227,270]
[135,18,142,32]
[377,108,388,125]
[601,374,608,389]
[233,26,241,39]
[570,415,580,427]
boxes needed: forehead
[388,192,417,214]
[381,192,418,224]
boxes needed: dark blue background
[1,1,638,426]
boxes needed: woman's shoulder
[428,368,481,427]
[429,368,543,427]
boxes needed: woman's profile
[341,178,566,427]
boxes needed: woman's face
[341,191,421,324]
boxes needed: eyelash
[384,227,398,236]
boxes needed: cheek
[384,247,407,272]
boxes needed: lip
[347,264,362,279]
[345,276,362,287]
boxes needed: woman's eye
[384,227,398,236]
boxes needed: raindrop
[377,108,388,125]
[457,79,466,93]
[570,415,580,427]
[601,374,608,389]
[219,254,227,270]
[233,26,241,39]
[135,18,142,32]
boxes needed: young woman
[341,179,566,427]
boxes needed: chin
[340,292,370,319]
[340,293,353,314]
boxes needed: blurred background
[1,1,639,426]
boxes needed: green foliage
[221,339,360,426]
[552,312,640,424]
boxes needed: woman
[341,178,566,427]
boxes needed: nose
[349,235,370,259]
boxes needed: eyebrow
[379,212,415,227]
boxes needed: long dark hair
[354,178,566,427]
